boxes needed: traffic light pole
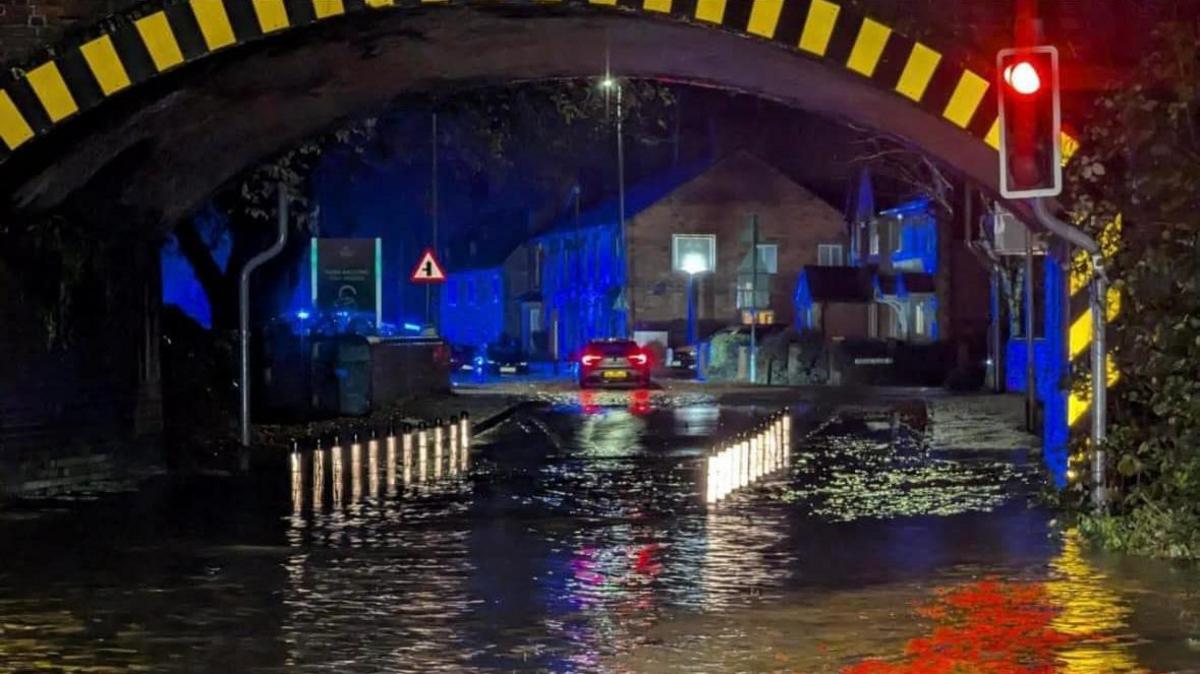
[1032,197,1108,510]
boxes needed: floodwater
[2,391,1198,673]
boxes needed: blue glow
[160,205,234,329]
[1042,252,1069,487]
[440,267,506,347]
[296,310,311,320]
[888,198,938,274]
[403,322,422,333]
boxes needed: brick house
[628,151,848,342]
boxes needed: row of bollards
[704,408,791,506]
[291,413,471,513]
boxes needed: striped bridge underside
[0,0,1108,440]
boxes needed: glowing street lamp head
[600,76,617,89]
[681,252,709,276]
[1004,61,1042,95]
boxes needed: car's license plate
[603,370,628,380]
[500,366,517,374]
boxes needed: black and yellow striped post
[1064,213,1122,506]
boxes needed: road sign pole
[240,183,289,448]
[750,214,759,385]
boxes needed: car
[579,339,652,388]
[450,344,481,373]
[486,342,530,376]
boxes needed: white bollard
[331,444,344,508]
[368,439,380,497]
[386,435,397,494]
[706,455,717,505]
[434,425,444,479]
[313,447,325,509]
[291,450,304,515]
[417,427,428,482]
[350,442,362,502]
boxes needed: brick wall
[0,0,134,63]
[630,151,848,336]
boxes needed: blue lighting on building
[440,268,506,348]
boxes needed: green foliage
[1065,21,1200,558]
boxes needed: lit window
[818,244,845,267]
[756,244,778,274]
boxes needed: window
[755,244,778,274]
[818,244,845,267]
[735,275,772,310]
[672,234,716,274]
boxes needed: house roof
[799,266,875,303]
[878,272,936,295]
[535,159,716,240]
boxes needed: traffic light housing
[997,46,1061,199]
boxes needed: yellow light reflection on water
[1045,532,1145,673]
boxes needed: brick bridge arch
[0,0,1078,223]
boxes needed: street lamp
[681,252,709,347]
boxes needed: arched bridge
[0,0,1131,497]
[0,0,1087,225]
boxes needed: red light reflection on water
[845,580,1100,674]
[629,389,652,416]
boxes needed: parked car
[667,346,697,372]
[450,344,481,373]
[486,342,530,376]
[579,339,652,388]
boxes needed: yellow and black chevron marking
[1067,215,1122,430]
[0,0,1081,165]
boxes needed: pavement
[456,374,1041,452]
[926,393,1040,451]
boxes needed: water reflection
[3,407,1198,673]
[844,532,1147,673]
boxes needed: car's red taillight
[581,354,602,367]
[629,351,648,367]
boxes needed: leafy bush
[1065,22,1200,558]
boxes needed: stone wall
[629,151,847,336]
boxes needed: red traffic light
[1004,61,1042,95]
[996,46,1061,199]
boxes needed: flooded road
[2,391,1198,672]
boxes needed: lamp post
[601,75,630,336]
[681,253,709,348]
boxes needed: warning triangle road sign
[410,248,447,283]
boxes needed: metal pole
[616,83,631,337]
[427,111,438,329]
[1032,197,1108,510]
[575,184,582,349]
[687,273,697,346]
[749,213,759,384]
[1090,254,1108,510]
[990,266,1003,393]
[1025,224,1036,431]
[239,183,290,447]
